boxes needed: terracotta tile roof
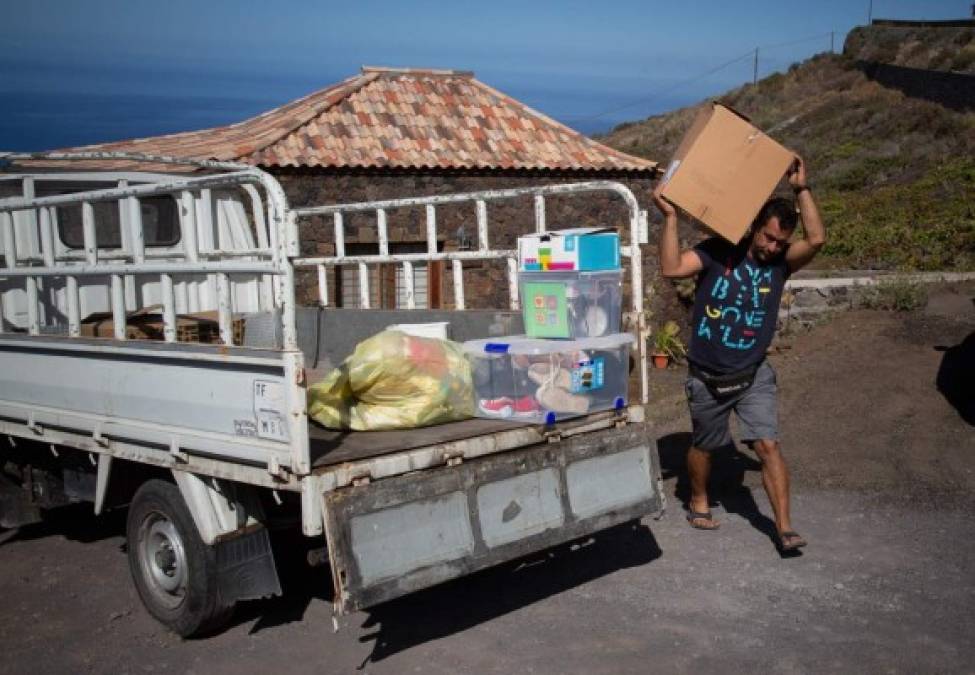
[43,67,656,174]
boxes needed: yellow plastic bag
[307,331,475,430]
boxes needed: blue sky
[0,0,968,149]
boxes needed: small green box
[521,281,569,338]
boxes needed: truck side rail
[291,181,650,404]
[0,153,310,479]
[0,152,298,350]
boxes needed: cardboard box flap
[716,101,753,124]
[664,104,719,179]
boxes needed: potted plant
[651,320,686,369]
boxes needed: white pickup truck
[0,152,663,637]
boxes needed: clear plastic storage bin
[463,333,634,425]
[519,270,623,339]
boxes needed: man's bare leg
[686,446,719,529]
[752,439,806,548]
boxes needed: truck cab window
[56,196,180,249]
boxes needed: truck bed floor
[308,417,530,469]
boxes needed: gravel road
[1,284,972,674]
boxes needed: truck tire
[126,479,234,637]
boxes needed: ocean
[0,88,693,152]
[0,90,282,152]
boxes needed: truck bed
[308,417,530,468]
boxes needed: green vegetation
[600,26,975,273]
[652,320,687,360]
[818,159,975,270]
[857,277,929,312]
[844,24,975,73]
[953,45,975,71]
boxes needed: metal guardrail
[292,180,650,404]
[0,156,652,485]
[0,157,651,404]
[0,152,298,350]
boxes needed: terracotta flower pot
[652,353,670,369]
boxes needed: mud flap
[215,527,282,603]
[322,423,662,614]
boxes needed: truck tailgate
[322,423,662,613]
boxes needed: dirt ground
[0,283,972,674]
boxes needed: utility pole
[830,31,835,54]
[868,0,873,24]
[753,47,759,84]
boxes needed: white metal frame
[0,154,651,538]
[0,153,308,486]
[0,152,298,349]
[292,181,650,404]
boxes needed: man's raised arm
[653,186,703,279]
[785,155,826,273]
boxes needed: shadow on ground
[6,502,127,545]
[216,522,663,652]
[355,521,660,667]
[226,522,663,653]
[228,529,334,636]
[3,500,663,652]
[936,331,975,426]
[656,432,787,553]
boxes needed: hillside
[844,23,975,73]
[601,25,975,271]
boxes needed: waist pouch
[690,361,761,399]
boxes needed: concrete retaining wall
[781,271,975,327]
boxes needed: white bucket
[386,322,450,340]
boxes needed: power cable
[570,30,842,123]
[569,49,756,123]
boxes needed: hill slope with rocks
[601,24,975,271]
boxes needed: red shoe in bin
[478,397,514,418]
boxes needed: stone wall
[780,271,975,329]
[855,61,975,112]
[272,169,686,322]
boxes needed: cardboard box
[80,307,244,344]
[518,228,620,271]
[79,312,152,339]
[130,309,245,345]
[659,103,795,244]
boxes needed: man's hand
[652,185,677,218]
[788,155,808,191]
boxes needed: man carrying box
[653,156,825,552]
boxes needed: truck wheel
[126,480,233,637]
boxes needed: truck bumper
[322,422,662,614]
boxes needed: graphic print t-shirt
[688,237,790,374]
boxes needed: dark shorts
[685,360,779,451]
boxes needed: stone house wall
[272,169,687,322]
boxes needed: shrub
[857,277,928,311]
[817,158,975,271]
[950,45,975,72]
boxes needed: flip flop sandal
[686,510,720,530]
[777,530,807,551]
